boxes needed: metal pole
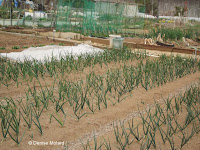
[184,0,188,17]
[152,0,153,15]
[10,0,13,26]
[158,0,159,17]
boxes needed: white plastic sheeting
[0,44,104,62]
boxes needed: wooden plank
[84,37,110,45]
[172,47,200,55]
[124,42,199,55]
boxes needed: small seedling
[29,132,33,140]
[12,46,20,49]
[22,46,29,48]
[0,47,6,50]
[38,44,45,47]
[59,43,65,46]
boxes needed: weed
[12,46,20,49]
[0,47,6,50]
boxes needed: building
[158,0,200,18]
[94,0,140,17]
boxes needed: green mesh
[56,0,146,37]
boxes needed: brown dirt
[0,31,200,150]
[0,67,199,150]
[1,27,53,34]
[76,80,200,150]
[0,32,70,53]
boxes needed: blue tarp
[0,0,18,8]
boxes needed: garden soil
[0,31,200,150]
[0,64,199,150]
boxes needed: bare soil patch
[0,32,69,53]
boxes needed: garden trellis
[56,0,146,37]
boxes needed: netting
[56,0,146,37]
[0,0,56,27]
